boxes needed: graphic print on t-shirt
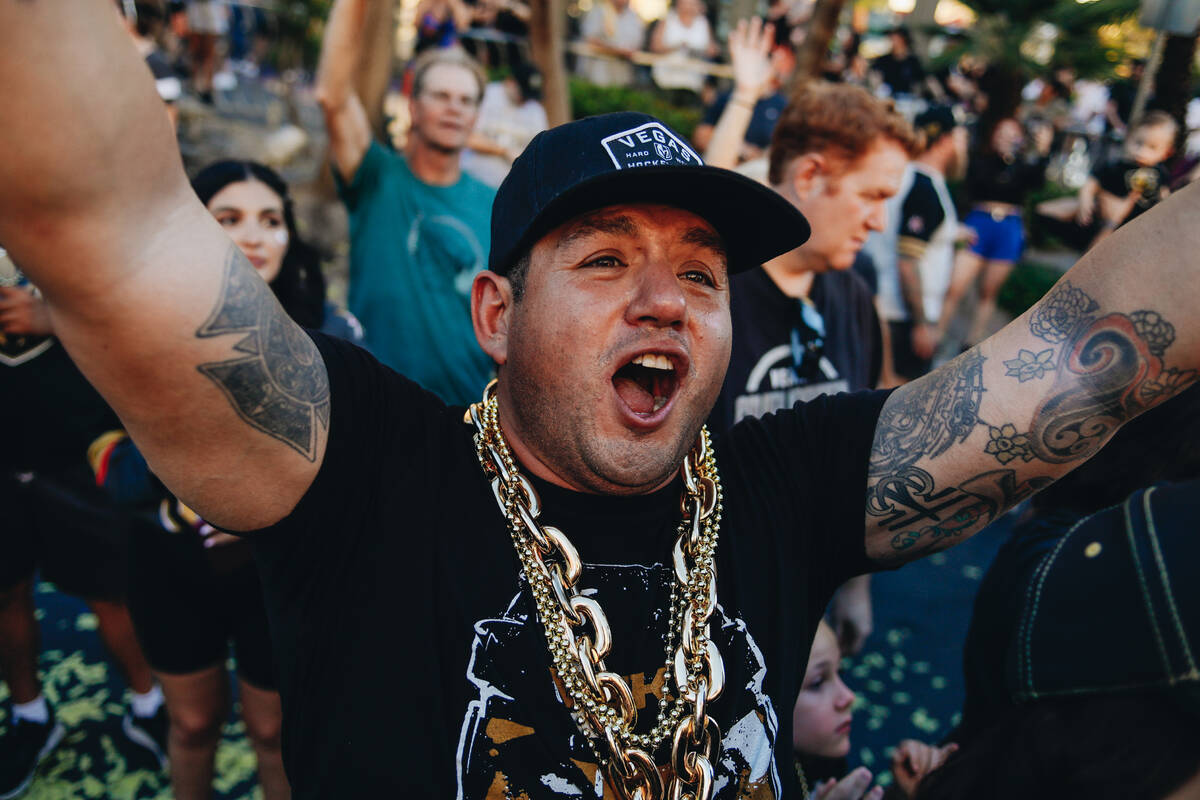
[731,345,848,425]
[456,562,783,799]
[406,212,487,298]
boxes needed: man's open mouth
[612,353,679,416]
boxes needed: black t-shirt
[250,332,887,797]
[1093,158,1169,224]
[872,53,925,96]
[711,267,882,434]
[965,153,1048,206]
[0,335,120,471]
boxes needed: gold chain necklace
[469,380,726,800]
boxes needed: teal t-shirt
[338,141,496,406]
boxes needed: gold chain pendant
[469,380,725,800]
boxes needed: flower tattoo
[984,423,1034,465]
[1003,348,1055,382]
[1029,282,1099,344]
[1130,310,1175,358]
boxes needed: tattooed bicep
[864,280,1197,564]
[195,246,330,461]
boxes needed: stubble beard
[504,362,704,496]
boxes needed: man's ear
[789,152,828,202]
[472,270,511,366]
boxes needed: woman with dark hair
[190,160,364,342]
[88,162,359,799]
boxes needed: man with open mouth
[2,3,1200,798]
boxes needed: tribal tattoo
[195,246,330,460]
[867,280,1195,559]
[875,467,1052,558]
[867,348,986,478]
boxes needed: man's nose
[867,201,888,233]
[627,262,687,329]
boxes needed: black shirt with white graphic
[710,266,882,434]
[250,332,886,797]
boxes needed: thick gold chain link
[469,380,725,800]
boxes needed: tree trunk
[790,0,846,97]
[356,0,398,142]
[529,0,571,126]
[1152,28,1198,155]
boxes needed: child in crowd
[794,620,956,799]
[1077,111,1177,246]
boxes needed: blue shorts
[965,209,1025,263]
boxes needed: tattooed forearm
[993,282,1196,464]
[870,466,1052,561]
[867,348,986,478]
[195,247,330,460]
[867,278,1196,561]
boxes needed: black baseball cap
[1008,480,1200,718]
[914,105,958,144]
[488,112,810,276]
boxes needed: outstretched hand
[728,17,776,103]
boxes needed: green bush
[570,79,704,139]
[998,261,1062,318]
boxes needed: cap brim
[497,165,809,275]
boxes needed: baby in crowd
[1078,111,1177,245]
[794,620,955,799]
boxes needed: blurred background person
[462,63,548,188]
[185,0,227,103]
[0,259,166,798]
[871,28,924,99]
[1077,111,1176,248]
[865,106,967,383]
[937,117,1052,350]
[649,0,718,103]
[575,0,645,88]
[317,2,495,406]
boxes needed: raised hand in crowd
[702,16,773,168]
[0,285,53,337]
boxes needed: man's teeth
[652,395,668,412]
[631,353,674,371]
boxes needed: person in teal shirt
[318,5,496,406]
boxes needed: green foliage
[569,79,705,138]
[935,0,1141,80]
[998,260,1063,318]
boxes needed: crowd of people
[2,0,1199,798]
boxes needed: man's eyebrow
[682,226,726,257]
[557,214,639,250]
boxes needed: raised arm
[865,182,1200,564]
[315,0,374,182]
[0,0,328,531]
[701,18,773,169]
